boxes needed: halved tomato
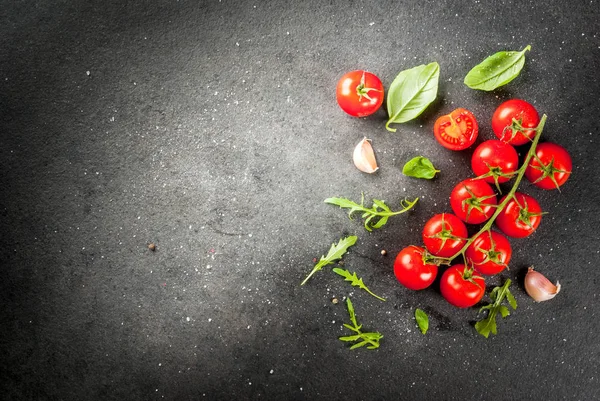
[433,108,479,151]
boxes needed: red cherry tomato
[433,108,479,150]
[471,140,519,186]
[525,142,572,190]
[496,192,543,238]
[465,231,512,275]
[422,213,468,258]
[393,245,438,290]
[492,99,540,146]
[439,264,485,308]
[336,70,384,117]
[449,179,498,224]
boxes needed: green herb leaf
[332,268,386,301]
[464,45,531,91]
[402,156,440,179]
[300,236,357,286]
[386,62,440,132]
[475,279,517,338]
[339,298,383,350]
[415,308,429,334]
[325,195,418,231]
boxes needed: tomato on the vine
[336,70,384,117]
[465,231,512,275]
[433,108,479,150]
[496,192,543,238]
[439,264,485,308]
[393,245,438,290]
[471,140,519,187]
[492,99,540,146]
[422,213,468,258]
[450,179,498,224]
[525,142,572,190]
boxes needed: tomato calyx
[513,196,546,228]
[425,215,467,254]
[459,265,484,289]
[355,71,382,102]
[460,184,497,222]
[474,162,518,193]
[502,117,536,144]
[529,154,571,191]
[474,232,509,269]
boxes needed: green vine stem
[442,114,548,264]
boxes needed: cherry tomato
[496,192,543,238]
[471,140,519,187]
[433,108,479,150]
[422,213,468,258]
[439,264,485,308]
[336,70,384,117]
[492,99,540,146]
[465,231,512,275]
[525,142,572,190]
[449,179,498,224]
[393,245,438,290]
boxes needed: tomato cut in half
[433,108,479,151]
[336,70,384,117]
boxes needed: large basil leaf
[464,45,531,91]
[385,62,440,132]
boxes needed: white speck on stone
[186,317,190,322]
[208,318,212,322]
[86,71,90,76]
[270,369,274,374]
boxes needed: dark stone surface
[1,0,599,400]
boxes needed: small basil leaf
[415,308,429,334]
[386,62,440,132]
[402,156,439,179]
[464,45,531,91]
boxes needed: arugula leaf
[300,236,357,286]
[403,156,440,179]
[325,194,418,232]
[475,279,517,338]
[415,308,429,334]
[332,268,386,301]
[339,298,383,350]
[464,45,531,91]
[386,62,440,132]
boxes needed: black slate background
[1,1,599,400]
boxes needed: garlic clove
[353,137,379,174]
[524,266,561,302]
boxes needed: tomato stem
[446,114,548,263]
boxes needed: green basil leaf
[402,156,439,179]
[464,45,531,91]
[415,308,429,334]
[385,62,440,132]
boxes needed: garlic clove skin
[524,266,561,302]
[353,137,379,174]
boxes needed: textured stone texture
[1,0,599,400]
